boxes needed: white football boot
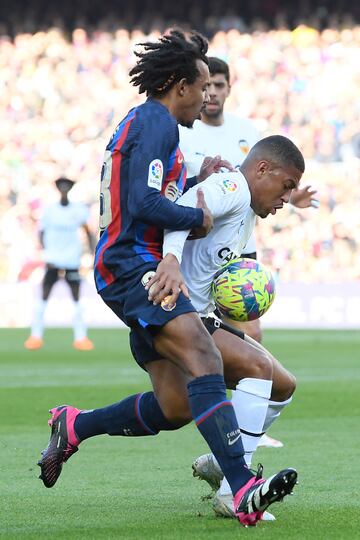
[192,453,223,491]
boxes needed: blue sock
[188,374,254,496]
[74,392,178,440]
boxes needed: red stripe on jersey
[165,147,185,186]
[96,117,134,286]
[143,225,162,260]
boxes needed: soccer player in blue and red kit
[38,30,297,527]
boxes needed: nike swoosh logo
[228,433,242,446]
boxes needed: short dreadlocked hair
[129,29,209,97]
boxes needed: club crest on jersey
[239,139,250,154]
[164,181,179,202]
[161,295,176,311]
[220,178,238,194]
[148,159,163,190]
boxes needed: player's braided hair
[252,135,305,173]
[129,29,209,97]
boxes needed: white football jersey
[40,202,89,268]
[163,172,256,316]
[179,112,259,255]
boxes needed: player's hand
[197,155,236,183]
[187,188,213,240]
[290,185,319,208]
[145,253,189,306]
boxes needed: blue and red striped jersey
[94,98,203,291]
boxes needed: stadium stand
[0,2,359,288]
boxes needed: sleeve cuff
[184,176,198,193]
[162,248,182,264]
[194,208,204,227]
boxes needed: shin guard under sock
[187,374,253,496]
[74,392,178,440]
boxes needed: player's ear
[257,160,269,176]
[177,78,187,96]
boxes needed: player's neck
[200,112,224,127]
[60,197,69,206]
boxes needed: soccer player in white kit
[161,135,304,519]
[179,56,317,342]
[179,57,317,452]
[25,177,95,351]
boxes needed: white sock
[73,301,87,341]
[262,396,293,432]
[219,378,272,495]
[31,299,47,338]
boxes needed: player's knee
[250,350,273,380]
[272,370,297,401]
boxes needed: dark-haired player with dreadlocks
[38,30,296,527]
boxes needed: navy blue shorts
[99,268,197,369]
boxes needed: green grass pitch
[1,328,360,539]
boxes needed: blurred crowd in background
[1,0,359,36]
[1,13,360,285]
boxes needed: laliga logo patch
[161,295,176,311]
[147,159,163,190]
[164,180,179,202]
[222,178,238,193]
[239,138,250,154]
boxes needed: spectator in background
[0,23,359,291]
[24,177,95,350]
